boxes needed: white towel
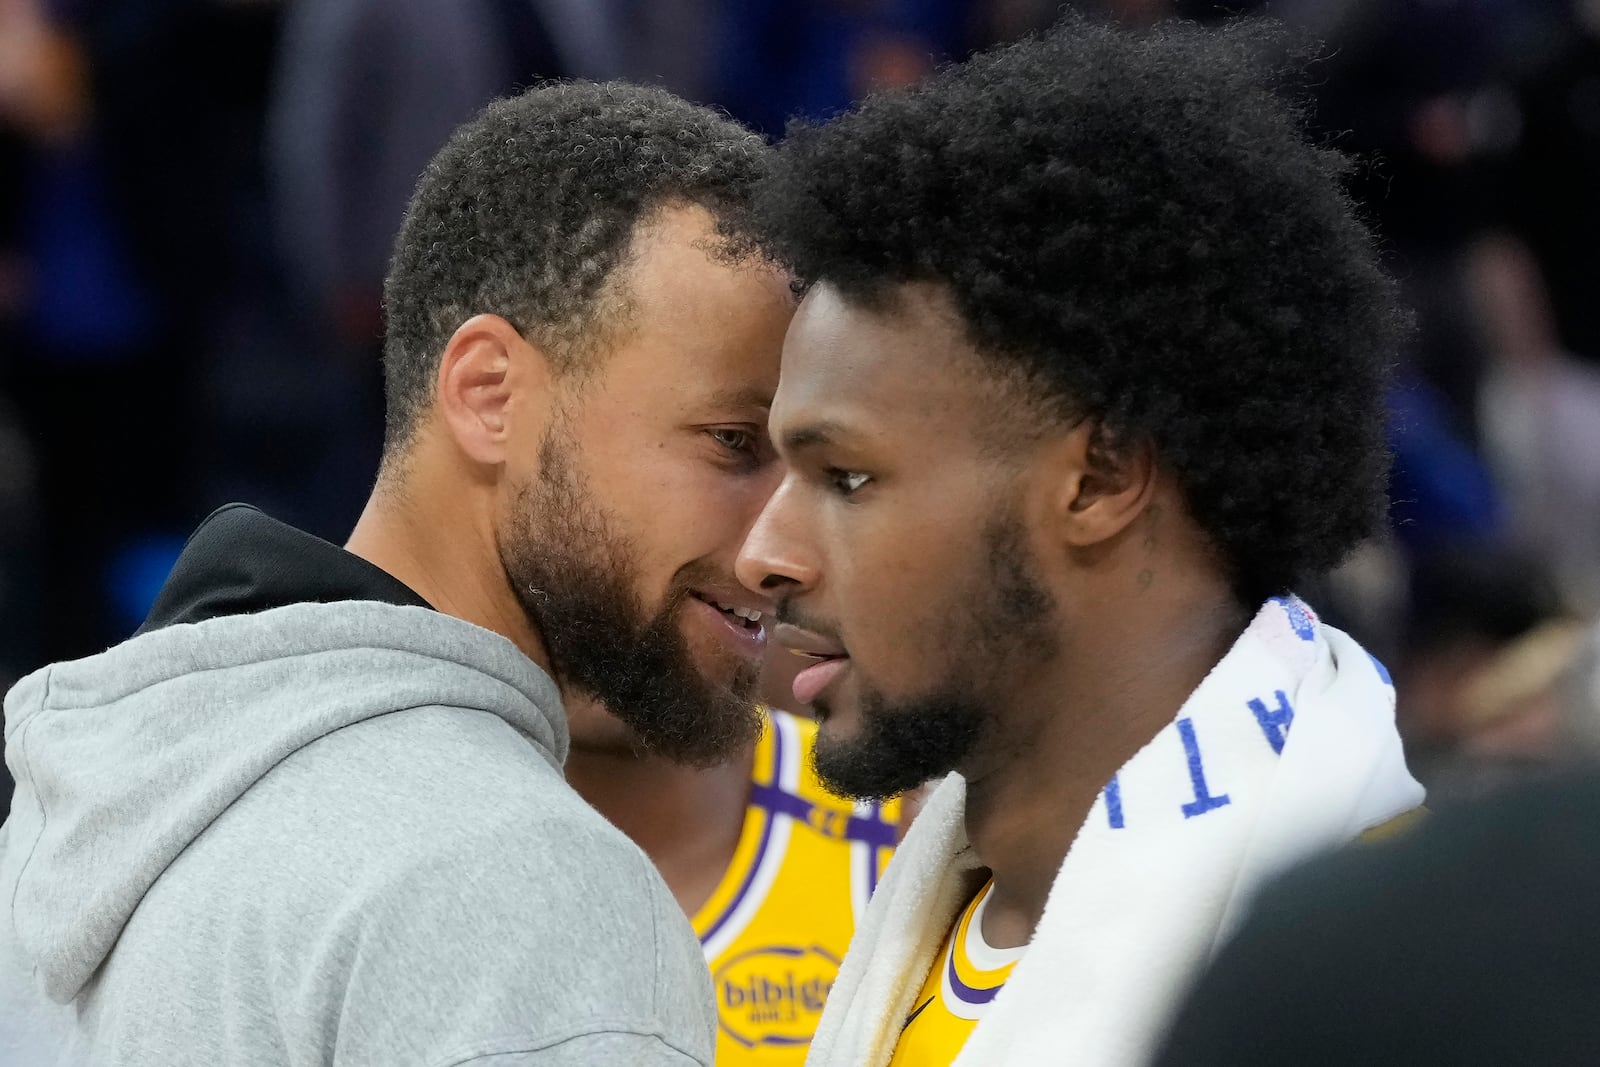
[805,596,1424,1067]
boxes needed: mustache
[773,599,845,644]
[660,557,720,596]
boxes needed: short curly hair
[382,81,771,451]
[756,18,1403,605]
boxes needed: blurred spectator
[268,0,600,354]
[263,1,625,545]
[1395,545,1586,802]
[1280,0,1517,246]
[967,0,1263,46]
[1299,538,1410,668]
[621,0,719,102]
[1276,0,1519,432]
[0,0,184,663]
[1385,369,1505,553]
[0,389,35,816]
[0,0,48,702]
[1505,0,1600,362]
[712,0,967,137]
[1471,232,1600,612]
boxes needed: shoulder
[348,724,675,931]
[240,703,680,954]
[324,787,714,1063]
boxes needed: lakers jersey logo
[695,710,900,1065]
[714,944,842,1051]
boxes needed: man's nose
[736,479,818,597]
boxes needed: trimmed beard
[810,511,1058,799]
[500,425,762,766]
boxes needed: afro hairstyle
[381,81,771,452]
[756,17,1404,605]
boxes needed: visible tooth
[705,600,762,622]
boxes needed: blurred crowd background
[2,0,1598,807]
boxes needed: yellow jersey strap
[748,782,897,850]
[1359,806,1429,843]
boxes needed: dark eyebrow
[706,386,773,412]
[781,421,848,452]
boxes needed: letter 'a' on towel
[806,595,1425,1067]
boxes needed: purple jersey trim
[946,940,1006,1007]
[748,782,897,850]
[699,720,786,946]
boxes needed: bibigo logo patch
[714,944,842,1050]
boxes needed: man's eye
[708,428,755,453]
[827,468,871,496]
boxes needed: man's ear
[1047,421,1157,549]
[435,313,556,466]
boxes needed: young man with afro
[737,18,1425,1067]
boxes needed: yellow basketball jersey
[694,709,900,1065]
[888,879,1023,1067]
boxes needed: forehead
[600,205,791,406]
[771,281,1006,446]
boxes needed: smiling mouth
[689,591,765,632]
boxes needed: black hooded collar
[137,504,431,635]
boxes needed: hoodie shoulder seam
[429,1022,705,1066]
[7,667,54,937]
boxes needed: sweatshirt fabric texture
[0,505,715,1066]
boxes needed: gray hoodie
[0,600,714,1065]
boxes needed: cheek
[849,592,952,689]
[826,515,989,683]
[611,459,773,570]
[825,534,936,665]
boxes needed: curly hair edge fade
[380,80,773,457]
[756,17,1404,606]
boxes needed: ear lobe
[435,313,555,466]
[1053,422,1156,548]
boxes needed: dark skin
[738,282,1247,948]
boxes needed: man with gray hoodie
[0,82,791,1066]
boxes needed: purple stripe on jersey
[867,802,882,897]
[748,783,898,850]
[699,720,786,946]
[947,942,1006,1007]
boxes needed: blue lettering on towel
[1103,774,1125,830]
[1248,690,1295,755]
[1271,596,1317,641]
[1177,718,1231,818]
